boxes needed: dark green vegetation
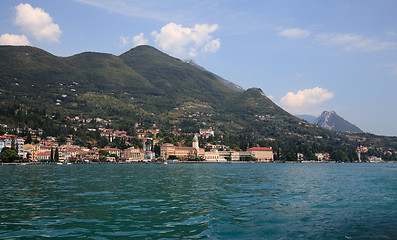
[0,45,396,161]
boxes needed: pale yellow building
[204,149,226,162]
[247,147,274,162]
[161,136,204,160]
[122,147,145,162]
[24,144,40,161]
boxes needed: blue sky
[1,0,396,136]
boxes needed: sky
[1,0,396,136]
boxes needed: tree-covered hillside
[1,45,395,160]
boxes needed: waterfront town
[0,126,274,163]
[0,121,389,163]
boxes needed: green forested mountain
[0,45,395,160]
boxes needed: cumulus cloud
[152,22,220,57]
[279,28,311,39]
[0,33,30,46]
[204,38,221,52]
[120,36,129,47]
[280,87,334,115]
[315,33,397,51]
[14,3,61,43]
[132,33,149,46]
[120,33,149,48]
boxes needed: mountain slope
[120,46,237,110]
[184,59,245,92]
[1,45,371,161]
[315,111,363,133]
[296,114,317,124]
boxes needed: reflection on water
[0,163,396,239]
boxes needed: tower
[192,135,199,156]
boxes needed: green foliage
[240,156,255,161]
[55,147,59,162]
[0,148,19,163]
[99,150,109,156]
[331,149,350,162]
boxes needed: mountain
[184,59,245,92]
[296,114,317,124]
[2,45,382,160]
[315,111,363,133]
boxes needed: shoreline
[1,161,396,165]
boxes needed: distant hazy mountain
[295,114,317,124]
[315,111,363,133]
[184,59,245,92]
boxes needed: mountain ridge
[183,59,245,92]
[2,45,395,161]
[315,111,363,133]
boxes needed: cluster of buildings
[160,135,274,162]
[0,134,154,163]
[0,133,274,163]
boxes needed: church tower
[192,135,199,156]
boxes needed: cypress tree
[55,147,59,162]
[50,147,54,162]
[11,137,17,152]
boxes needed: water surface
[1,163,396,239]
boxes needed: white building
[0,135,25,158]
[199,128,214,138]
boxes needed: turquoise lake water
[0,163,396,239]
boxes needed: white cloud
[204,38,221,52]
[133,33,149,46]
[280,87,334,115]
[120,33,148,48]
[315,33,397,51]
[189,48,198,57]
[120,36,129,47]
[14,3,61,43]
[279,28,311,39]
[0,34,30,46]
[152,22,220,58]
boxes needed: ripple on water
[0,163,396,239]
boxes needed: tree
[25,133,32,144]
[99,150,109,156]
[50,147,54,162]
[55,147,59,162]
[0,148,19,163]
[331,149,349,162]
[11,137,17,152]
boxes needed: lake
[0,163,396,239]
